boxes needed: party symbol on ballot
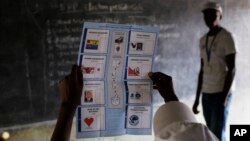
[84,117,94,127]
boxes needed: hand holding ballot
[148,71,219,141]
[51,69,219,141]
[51,23,218,141]
[148,72,178,102]
[51,65,83,141]
[58,65,83,107]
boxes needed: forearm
[195,59,204,101]
[50,65,83,141]
[195,70,203,102]
[223,53,236,99]
[164,91,179,103]
[222,69,235,98]
[51,103,77,141]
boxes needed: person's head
[202,1,222,28]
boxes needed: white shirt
[199,28,236,93]
[154,101,218,141]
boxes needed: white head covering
[153,101,219,141]
[154,101,197,134]
[202,1,223,15]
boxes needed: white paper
[81,107,105,131]
[127,82,151,104]
[127,57,152,79]
[84,29,109,53]
[81,55,106,79]
[129,31,156,55]
[111,31,126,56]
[126,106,151,129]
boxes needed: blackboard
[1,0,173,128]
[1,0,250,128]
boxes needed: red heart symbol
[84,117,94,127]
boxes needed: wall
[0,0,250,140]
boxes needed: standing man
[192,1,236,141]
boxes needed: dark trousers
[202,92,231,141]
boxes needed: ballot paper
[76,22,159,138]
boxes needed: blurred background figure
[193,2,236,141]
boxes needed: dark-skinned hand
[58,65,83,107]
[148,72,178,102]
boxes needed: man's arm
[222,53,236,104]
[50,102,77,141]
[192,59,204,114]
[51,65,83,141]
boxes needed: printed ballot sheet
[76,22,159,138]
